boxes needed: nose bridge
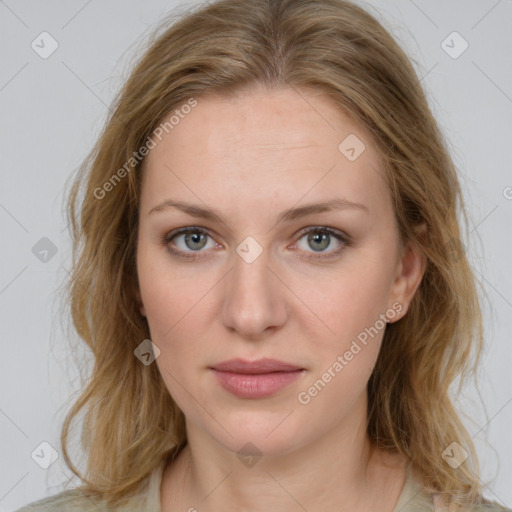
[221,237,286,337]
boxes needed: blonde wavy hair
[62,0,489,508]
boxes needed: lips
[210,358,303,374]
[209,358,305,399]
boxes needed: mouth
[209,358,305,399]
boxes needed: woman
[17,0,510,510]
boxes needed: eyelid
[293,225,349,242]
[163,226,212,243]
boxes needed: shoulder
[469,501,512,512]
[431,493,512,512]
[14,467,162,512]
[16,461,165,512]
[14,489,110,512]
[399,464,511,512]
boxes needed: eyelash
[162,226,350,262]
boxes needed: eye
[293,227,349,259]
[163,226,350,261]
[163,227,219,259]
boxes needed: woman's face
[136,86,424,457]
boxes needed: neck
[161,396,406,512]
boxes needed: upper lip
[210,358,303,374]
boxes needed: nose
[221,243,288,340]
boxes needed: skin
[136,85,426,511]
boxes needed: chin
[202,408,309,459]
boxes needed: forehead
[141,86,389,217]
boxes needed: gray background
[1,0,511,510]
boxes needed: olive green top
[15,461,511,511]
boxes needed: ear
[387,224,427,323]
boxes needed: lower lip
[211,369,304,398]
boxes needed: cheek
[137,241,212,340]
[288,247,396,409]
[294,341,379,438]
[136,247,218,398]
[138,266,208,410]
[291,254,395,348]
[295,270,388,416]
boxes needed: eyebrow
[148,198,368,223]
